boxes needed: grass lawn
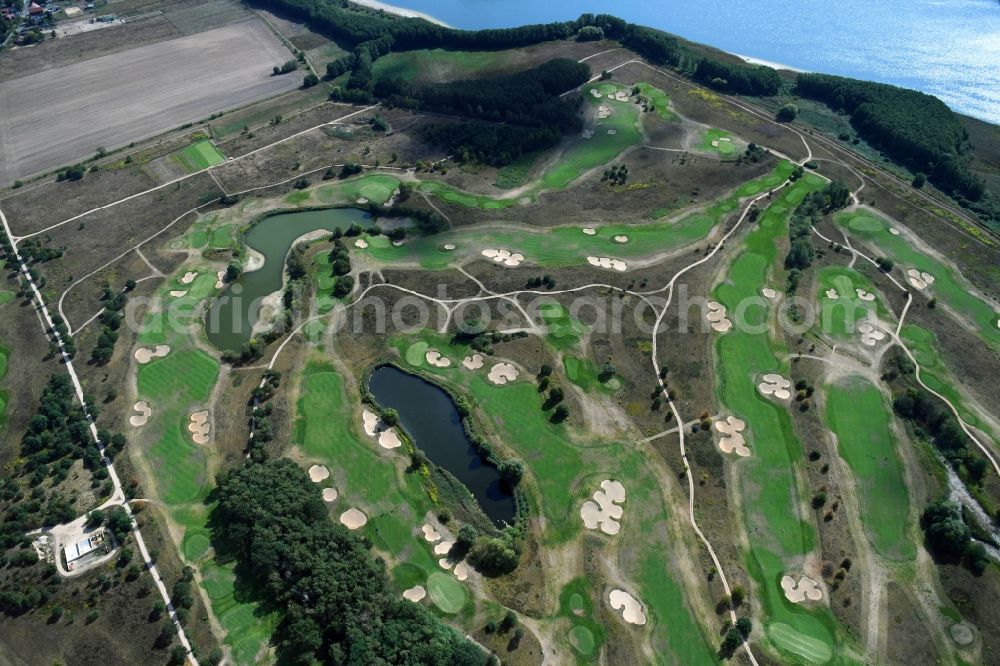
[712,174,841,661]
[0,290,14,305]
[540,303,587,350]
[493,150,541,189]
[697,128,739,157]
[314,174,401,206]
[169,140,225,173]
[825,376,914,561]
[372,48,513,84]
[634,82,675,121]
[815,266,889,340]
[836,211,1000,351]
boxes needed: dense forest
[211,459,488,665]
[795,73,984,202]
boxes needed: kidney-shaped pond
[368,365,516,527]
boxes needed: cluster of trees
[272,59,299,75]
[602,164,629,185]
[693,58,782,96]
[422,122,562,167]
[326,232,355,297]
[56,164,86,181]
[921,499,990,575]
[211,459,488,664]
[16,238,63,264]
[247,370,281,461]
[893,387,989,483]
[784,180,851,289]
[90,282,134,365]
[795,73,984,202]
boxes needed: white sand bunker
[215,270,225,289]
[488,363,519,385]
[582,227,597,235]
[825,288,839,300]
[614,90,629,101]
[188,410,210,444]
[855,288,876,302]
[434,540,454,556]
[421,523,441,542]
[425,350,451,367]
[322,487,338,502]
[356,198,369,205]
[130,401,152,428]
[706,301,732,333]
[858,322,887,347]
[361,407,402,450]
[442,243,456,250]
[580,480,626,535]
[462,353,484,370]
[906,268,936,290]
[609,589,647,625]
[438,558,453,570]
[712,140,720,147]
[403,585,426,602]
[762,287,778,299]
[586,256,628,272]
[134,345,170,364]
[607,129,617,135]
[613,235,628,243]
[169,290,188,297]
[715,416,750,457]
[453,560,470,581]
[354,238,369,249]
[308,464,330,483]
[889,227,901,236]
[597,104,611,119]
[180,271,198,284]
[589,88,602,99]
[482,248,524,267]
[758,373,792,400]
[781,575,823,603]
[340,508,367,530]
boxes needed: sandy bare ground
[0,20,298,184]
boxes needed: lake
[204,207,370,352]
[376,0,1000,124]
[368,365,517,526]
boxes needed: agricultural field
[1,8,999,666]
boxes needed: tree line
[211,459,488,665]
[795,73,984,202]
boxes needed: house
[27,2,44,15]
[63,531,106,570]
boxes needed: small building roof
[64,535,98,563]
[28,3,44,14]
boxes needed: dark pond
[368,365,516,527]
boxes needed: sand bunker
[215,270,225,289]
[712,140,720,147]
[378,429,402,449]
[134,345,170,364]
[825,288,839,300]
[403,585,426,602]
[586,256,628,272]
[442,243,456,250]
[354,238,369,249]
[438,558,453,570]
[169,290,188,297]
[715,416,750,457]
[706,301,733,333]
[340,508,367,530]
[362,408,379,436]
[425,350,451,368]
[187,411,210,444]
[488,363,519,385]
[762,287,778,299]
[781,575,823,603]
[614,90,629,101]
[434,540,454,556]
[129,401,152,428]
[421,523,441,542]
[889,227,901,236]
[308,464,330,483]
[855,288,876,302]
[580,479,626,535]
[607,129,617,135]
[482,248,524,267]
[906,268,936,290]
[462,354,484,370]
[589,88,602,99]
[453,561,470,581]
[758,373,792,400]
[597,104,611,119]
[322,487,338,502]
[609,589,647,625]
[858,322,887,347]
[582,227,597,235]
[356,198,369,205]
[180,271,198,284]
[613,235,629,243]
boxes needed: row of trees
[211,459,488,664]
[795,73,984,202]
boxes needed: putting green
[634,82,675,121]
[314,174,401,206]
[405,341,429,366]
[836,210,1000,351]
[569,625,596,656]
[170,140,225,173]
[825,376,914,561]
[815,267,887,340]
[427,572,467,613]
[540,303,587,350]
[698,128,739,156]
